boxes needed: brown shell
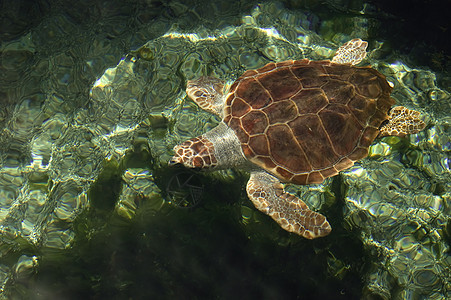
[223,59,395,185]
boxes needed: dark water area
[285,0,450,87]
[368,0,450,83]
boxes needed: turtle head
[169,142,200,168]
[169,136,218,169]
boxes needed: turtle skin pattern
[223,59,395,185]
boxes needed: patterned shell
[223,59,395,185]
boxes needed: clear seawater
[0,0,449,299]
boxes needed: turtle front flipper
[186,76,225,116]
[246,171,331,239]
[332,38,368,65]
[379,106,426,137]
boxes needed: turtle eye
[168,158,179,166]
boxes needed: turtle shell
[223,59,395,185]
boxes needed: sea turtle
[169,39,425,239]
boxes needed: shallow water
[0,0,449,299]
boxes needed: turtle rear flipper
[246,171,331,239]
[186,76,225,116]
[379,106,426,137]
[332,38,368,65]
